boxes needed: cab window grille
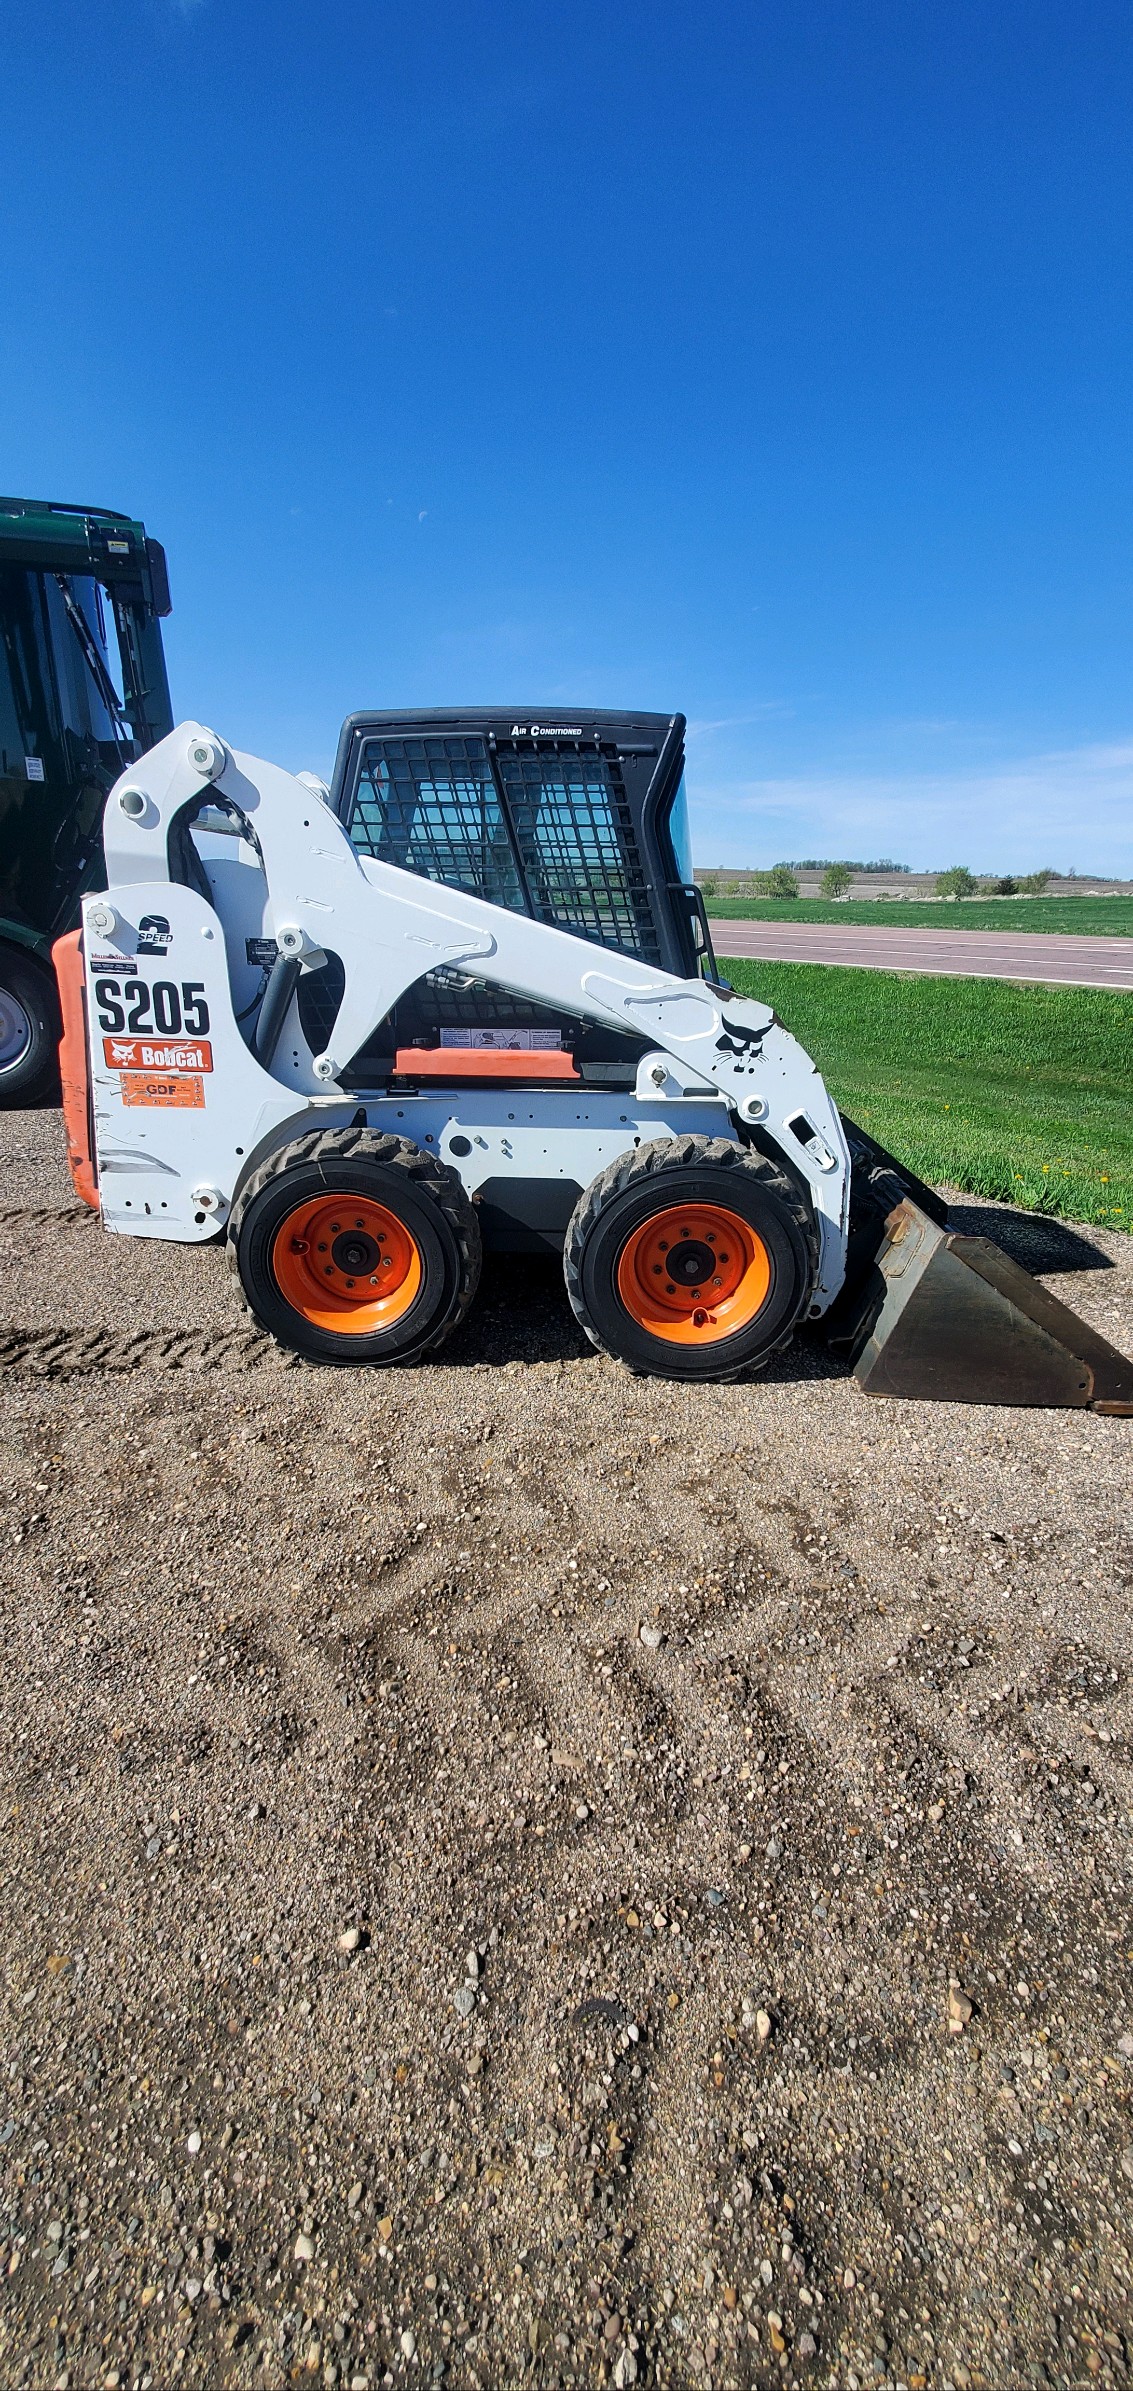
[349,736,524,911]
[346,731,660,964]
[495,742,659,962]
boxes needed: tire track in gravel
[316,1487,1133,2391]
[0,1323,284,1374]
[0,1204,97,1230]
[0,1201,289,1375]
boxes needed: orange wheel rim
[616,1201,772,1346]
[271,1194,422,1335]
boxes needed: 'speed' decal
[119,1072,205,1109]
[103,1037,213,1074]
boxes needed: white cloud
[689,738,1133,875]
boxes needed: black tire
[228,1126,481,1366]
[564,1135,818,1383]
[0,945,60,1107]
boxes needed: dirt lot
[2,1106,1133,2391]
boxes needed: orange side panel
[393,1046,580,1083]
[51,931,99,1210]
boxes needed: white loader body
[56,720,1133,1406]
[77,723,851,1312]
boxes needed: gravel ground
[2,1106,1133,2391]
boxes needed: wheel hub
[0,989,32,1074]
[271,1195,422,1334]
[666,1236,716,1289]
[616,1200,772,1344]
[331,1228,381,1275]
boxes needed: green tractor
[0,495,173,1101]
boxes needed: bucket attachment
[842,1198,1133,1413]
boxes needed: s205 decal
[93,979,210,1037]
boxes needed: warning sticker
[120,1073,205,1109]
[103,1037,213,1073]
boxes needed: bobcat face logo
[136,913,172,956]
[109,1040,137,1066]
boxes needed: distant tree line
[695,864,1059,902]
[791,858,911,872]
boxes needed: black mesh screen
[341,966,648,1091]
[494,740,659,961]
[346,732,659,964]
[349,735,524,909]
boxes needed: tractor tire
[229,1126,481,1366]
[564,1135,818,1383]
[0,945,60,1107]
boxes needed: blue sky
[4,0,1132,871]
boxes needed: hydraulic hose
[252,953,302,1067]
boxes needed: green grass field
[720,957,1133,1229]
[704,894,1133,935]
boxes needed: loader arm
[94,725,851,1305]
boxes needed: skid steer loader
[52,711,1132,1408]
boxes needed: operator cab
[331,708,715,983]
[326,709,718,1091]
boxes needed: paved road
[710,918,1133,989]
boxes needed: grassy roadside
[705,894,1133,935]
[720,956,1133,1228]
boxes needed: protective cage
[329,707,715,985]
